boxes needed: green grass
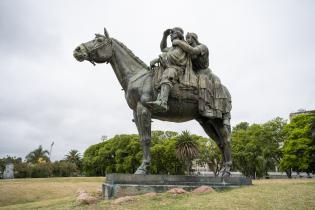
[0,178,314,210]
[0,177,104,209]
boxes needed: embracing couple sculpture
[73,27,232,177]
[148,27,231,126]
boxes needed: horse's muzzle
[73,45,88,62]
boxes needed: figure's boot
[147,84,171,112]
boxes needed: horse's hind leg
[217,123,232,176]
[134,102,152,174]
[197,117,232,177]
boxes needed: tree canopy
[25,145,50,164]
[232,117,287,178]
[280,113,315,175]
[175,131,200,175]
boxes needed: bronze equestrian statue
[73,28,232,177]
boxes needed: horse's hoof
[134,168,146,175]
[219,171,231,178]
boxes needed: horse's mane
[112,38,149,70]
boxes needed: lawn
[0,177,314,210]
[0,177,104,209]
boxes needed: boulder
[192,186,215,193]
[76,191,98,205]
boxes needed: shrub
[52,161,79,177]
[14,162,32,178]
[30,162,53,178]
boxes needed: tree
[150,137,184,175]
[232,118,287,178]
[83,131,186,176]
[52,160,79,177]
[197,137,222,176]
[25,145,50,164]
[175,131,200,175]
[280,114,315,176]
[232,123,265,178]
[83,134,142,176]
[65,149,82,170]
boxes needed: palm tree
[25,145,50,163]
[175,130,200,175]
[65,149,82,169]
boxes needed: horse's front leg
[134,102,152,174]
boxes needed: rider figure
[147,27,191,112]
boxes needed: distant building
[289,109,315,121]
[3,163,14,179]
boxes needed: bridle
[81,35,113,66]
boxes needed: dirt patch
[167,188,187,194]
[143,192,158,197]
[113,196,136,204]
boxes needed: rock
[167,188,187,194]
[113,196,136,204]
[76,191,98,205]
[192,186,215,193]
[90,188,102,198]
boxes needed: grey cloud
[0,0,314,160]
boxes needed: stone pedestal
[103,173,252,199]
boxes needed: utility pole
[49,141,54,161]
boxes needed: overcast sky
[0,0,314,161]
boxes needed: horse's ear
[104,28,109,38]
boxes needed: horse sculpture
[73,28,232,177]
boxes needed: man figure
[147,27,195,112]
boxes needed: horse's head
[73,28,113,65]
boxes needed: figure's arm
[172,40,201,55]
[160,29,171,52]
[150,58,160,69]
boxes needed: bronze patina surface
[73,28,232,177]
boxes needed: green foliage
[64,149,82,171]
[30,162,53,178]
[83,131,188,176]
[83,134,142,176]
[25,145,50,164]
[175,131,200,175]
[197,137,222,176]
[232,118,287,178]
[280,114,315,174]
[14,162,32,178]
[14,161,79,178]
[52,160,79,177]
[150,137,184,175]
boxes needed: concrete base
[103,173,252,199]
